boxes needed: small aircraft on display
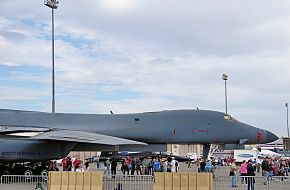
[97,151,191,163]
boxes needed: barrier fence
[214,176,290,190]
[268,176,290,189]
[1,174,290,190]
[0,175,47,190]
[103,175,153,190]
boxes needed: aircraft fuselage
[0,109,277,145]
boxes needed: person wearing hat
[247,159,255,190]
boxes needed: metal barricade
[214,176,267,190]
[103,175,153,190]
[0,175,47,190]
[268,176,290,190]
[2,174,289,190]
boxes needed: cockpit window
[224,114,240,122]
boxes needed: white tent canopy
[251,147,258,151]
[259,149,281,156]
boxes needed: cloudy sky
[0,0,289,137]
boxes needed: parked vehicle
[234,150,258,163]
[0,162,49,177]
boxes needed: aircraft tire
[0,165,11,176]
[3,169,10,175]
[41,170,49,180]
[24,169,33,177]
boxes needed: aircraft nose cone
[265,130,278,143]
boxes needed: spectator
[72,156,80,172]
[153,158,160,173]
[278,158,288,181]
[247,160,255,190]
[205,159,212,173]
[124,158,130,175]
[171,157,177,172]
[111,158,117,175]
[66,157,72,171]
[61,157,68,171]
[131,157,136,175]
[163,159,168,172]
[105,158,111,174]
[175,160,179,172]
[262,157,271,182]
[229,159,237,188]
[240,160,247,186]
[142,157,147,174]
[256,157,262,172]
[217,158,222,169]
[84,161,90,172]
[121,159,126,175]
[75,163,85,172]
[199,159,206,172]
[136,157,142,175]
[146,158,153,175]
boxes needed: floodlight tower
[222,74,228,114]
[44,0,59,113]
[286,102,289,138]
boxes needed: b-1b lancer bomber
[0,109,278,174]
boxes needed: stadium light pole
[222,74,228,114]
[286,102,289,138]
[44,0,59,113]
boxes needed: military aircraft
[0,109,278,174]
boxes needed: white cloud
[0,0,289,137]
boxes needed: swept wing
[0,125,147,146]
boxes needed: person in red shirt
[61,157,68,171]
[73,157,80,171]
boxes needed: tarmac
[1,163,290,190]
[99,162,290,190]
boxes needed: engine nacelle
[0,138,75,163]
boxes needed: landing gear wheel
[24,169,33,180]
[3,170,10,175]
[41,170,49,180]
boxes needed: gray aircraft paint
[0,139,76,162]
[0,109,278,162]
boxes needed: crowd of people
[60,156,90,172]
[58,153,290,189]
[260,157,289,178]
[192,157,237,174]
[104,156,179,175]
[228,157,290,189]
[59,155,181,175]
[188,156,290,189]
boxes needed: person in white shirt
[171,157,176,172]
[163,160,168,172]
[75,163,85,172]
[256,158,262,172]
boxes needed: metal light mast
[222,74,228,114]
[44,0,59,113]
